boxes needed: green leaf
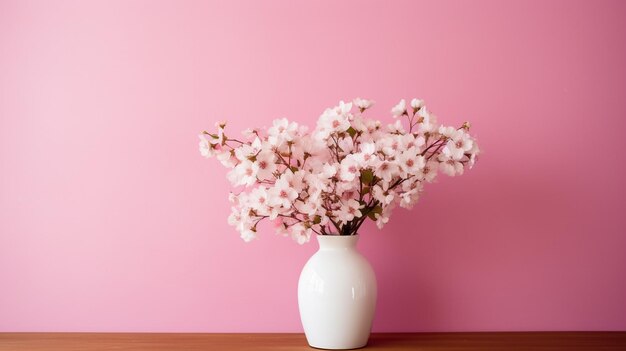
[347,126,357,138]
[313,215,321,225]
[367,205,382,220]
[360,169,374,184]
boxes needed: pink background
[1,0,626,332]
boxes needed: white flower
[438,125,455,137]
[228,192,239,205]
[294,198,318,218]
[273,220,289,236]
[290,223,312,244]
[387,120,405,134]
[320,163,338,179]
[397,149,425,175]
[358,142,377,165]
[268,175,299,208]
[372,185,394,206]
[400,133,425,151]
[315,108,350,139]
[268,118,298,146]
[441,140,464,160]
[304,172,326,195]
[375,202,395,229]
[337,135,354,154]
[391,99,407,117]
[438,152,464,176]
[269,118,298,138]
[240,228,257,242]
[375,214,389,229]
[416,107,437,134]
[415,160,439,182]
[267,204,283,221]
[410,98,424,111]
[199,134,214,158]
[378,136,401,157]
[227,159,259,186]
[374,160,398,183]
[451,129,474,154]
[399,190,419,209]
[360,142,375,154]
[293,134,325,160]
[339,155,361,182]
[468,142,480,169]
[209,122,226,145]
[352,116,380,136]
[440,128,474,162]
[227,206,243,227]
[241,128,259,139]
[234,144,256,162]
[399,179,423,209]
[354,98,374,111]
[335,178,360,199]
[333,199,362,225]
[249,187,270,215]
[251,136,263,151]
[336,100,353,116]
[255,150,277,181]
[284,170,306,192]
[227,205,258,242]
[217,149,236,168]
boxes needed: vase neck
[316,235,359,250]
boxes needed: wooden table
[1,332,625,350]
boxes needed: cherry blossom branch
[351,199,379,234]
[199,98,479,244]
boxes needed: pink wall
[1,0,626,332]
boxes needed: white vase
[298,234,377,349]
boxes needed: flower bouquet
[199,98,479,243]
[200,98,479,349]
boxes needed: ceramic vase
[298,234,377,349]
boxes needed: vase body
[298,235,377,349]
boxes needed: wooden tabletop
[1,332,625,350]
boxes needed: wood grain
[1,332,625,350]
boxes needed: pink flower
[391,99,407,117]
[227,159,259,186]
[315,108,350,139]
[255,151,277,181]
[375,202,395,229]
[290,223,313,245]
[198,134,215,158]
[397,149,425,176]
[339,156,361,182]
[353,97,374,111]
[333,199,363,225]
[374,160,398,183]
[268,175,299,209]
[415,160,439,182]
[268,118,299,147]
[416,107,437,134]
[249,187,270,216]
[438,151,464,176]
[410,98,424,111]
